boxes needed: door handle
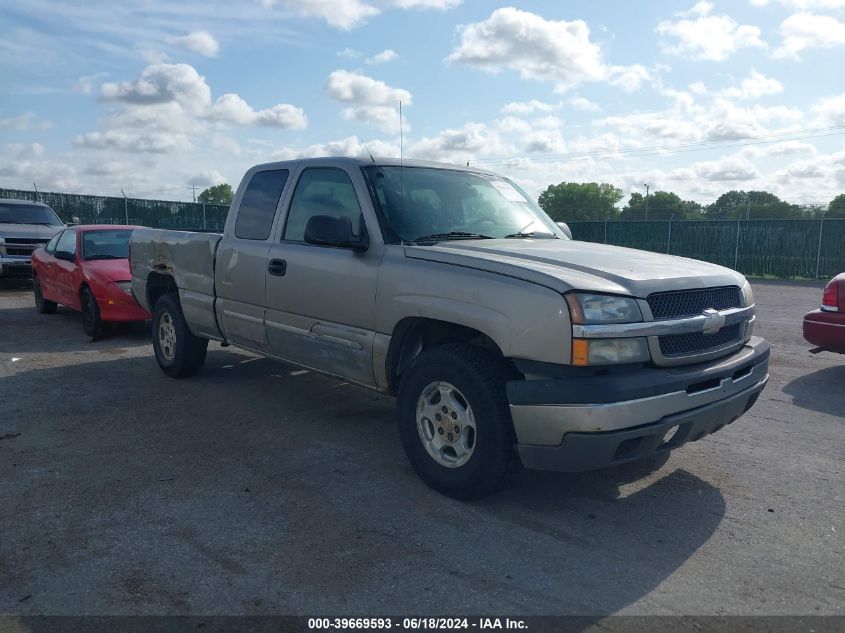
[267,258,287,276]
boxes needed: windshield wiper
[504,231,558,239]
[0,220,21,224]
[412,231,494,243]
[86,255,123,261]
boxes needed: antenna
[361,140,383,177]
[399,101,404,220]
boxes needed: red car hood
[83,258,131,282]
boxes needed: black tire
[33,275,57,314]
[151,293,208,378]
[81,287,103,338]
[396,343,519,500]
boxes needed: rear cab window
[234,169,289,240]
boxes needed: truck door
[264,166,381,387]
[215,168,289,350]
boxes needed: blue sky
[1,0,844,206]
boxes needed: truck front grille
[647,286,745,360]
[647,286,742,319]
[0,238,48,258]
[659,323,742,357]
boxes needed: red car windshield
[82,230,132,261]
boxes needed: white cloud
[187,170,226,186]
[811,92,845,125]
[100,63,212,113]
[73,73,108,95]
[750,0,845,9]
[259,0,380,30]
[176,30,220,57]
[391,0,461,8]
[75,129,192,153]
[0,112,45,130]
[446,8,648,92]
[656,3,766,61]
[337,47,362,58]
[568,97,601,112]
[325,70,411,133]
[500,100,558,115]
[269,136,397,161]
[211,94,307,129]
[690,156,760,181]
[773,13,845,58]
[366,49,398,64]
[325,69,411,106]
[410,122,507,163]
[719,70,784,99]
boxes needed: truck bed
[130,228,223,340]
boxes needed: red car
[31,225,150,337]
[803,273,845,354]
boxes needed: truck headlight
[565,293,643,324]
[572,338,650,366]
[740,281,754,308]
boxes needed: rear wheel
[81,287,102,338]
[33,276,57,314]
[397,343,519,500]
[152,293,208,378]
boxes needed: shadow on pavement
[1,353,724,617]
[782,364,845,416]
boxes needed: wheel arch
[385,317,516,394]
[146,270,179,312]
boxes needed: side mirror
[556,221,573,239]
[304,215,368,251]
[54,250,75,262]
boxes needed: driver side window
[45,232,62,254]
[283,168,363,242]
[55,229,77,257]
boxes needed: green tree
[620,191,702,220]
[704,190,802,219]
[537,182,623,221]
[198,183,234,205]
[828,194,845,218]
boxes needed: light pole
[643,184,650,221]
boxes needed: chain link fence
[0,187,229,232]
[4,186,842,279]
[569,218,845,280]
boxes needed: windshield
[362,166,563,243]
[0,203,64,226]
[82,230,132,261]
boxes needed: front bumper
[0,257,33,278]
[508,337,770,472]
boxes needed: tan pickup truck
[130,157,769,499]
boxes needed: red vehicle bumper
[97,294,151,322]
[803,309,845,354]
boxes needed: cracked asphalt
[0,280,842,616]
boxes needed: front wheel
[81,287,102,338]
[152,293,208,378]
[33,276,57,314]
[396,343,519,500]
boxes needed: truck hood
[0,223,64,240]
[404,239,746,297]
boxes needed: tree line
[537,182,845,221]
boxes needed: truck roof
[248,156,501,177]
[0,198,53,206]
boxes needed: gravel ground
[0,279,842,616]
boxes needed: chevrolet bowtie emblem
[701,308,726,335]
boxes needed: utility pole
[32,182,39,202]
[643,184,650,221]
[188,185,198,203]
[120,189,128,225]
